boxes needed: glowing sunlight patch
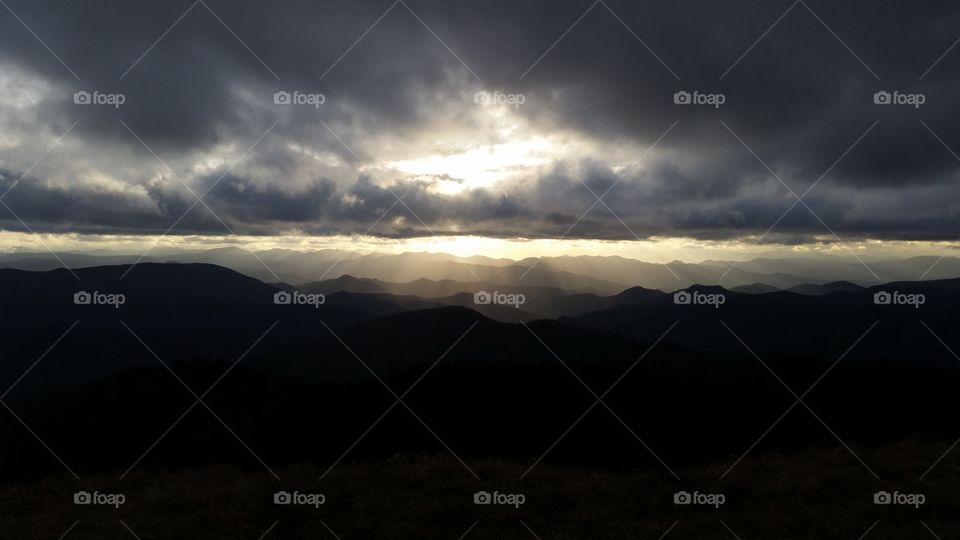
[386,137,554,194]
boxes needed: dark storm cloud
[1,0,960,241]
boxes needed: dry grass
[2,440,959,539]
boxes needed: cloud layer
[1,0,959,243]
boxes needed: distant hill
[4,249,960,292]
[299,274,579,297]
[569,280,960,360]
[0,263,394,393]
[4,263,960,393]
[731,283,781,294]
[786,281,863,295]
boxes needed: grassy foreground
[2,440,960,539]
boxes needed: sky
[0,0,959,261]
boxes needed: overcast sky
[1,0,959,253]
